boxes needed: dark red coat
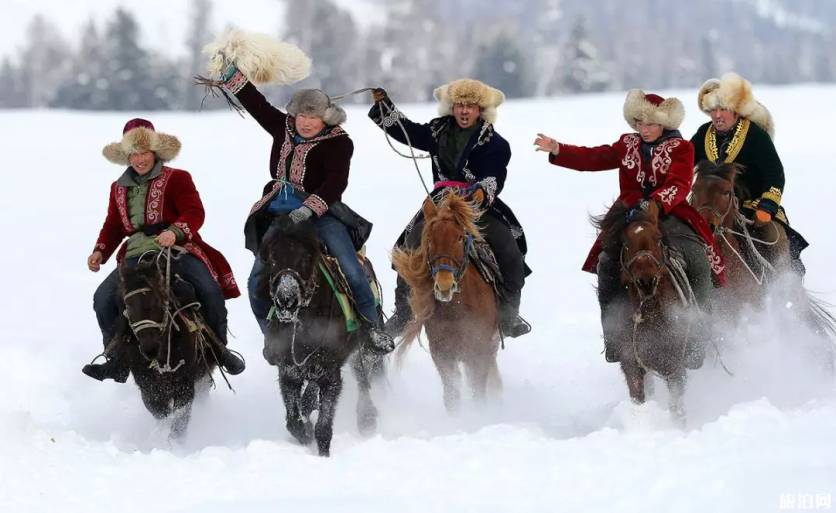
[93,166,241,299]
[227,76,353,219]
[549,134,726,285]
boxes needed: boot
[171,276,199,305]
[499,289,531,339]
[211,326,246,375]
[384,276,413,338]
[361,316,396,355]
[597,254,623,363]
[82,355,130,383]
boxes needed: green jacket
[119,162,184,259]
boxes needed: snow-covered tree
[561,14,610,94]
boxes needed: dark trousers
[93,254,228,347]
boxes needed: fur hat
[285,89,347,126]
[433,78,505,124]
[698,72,775,138]
[203,28,311,86]
[102,119,181,165]
[622,90,685,131]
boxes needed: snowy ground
[2,85,836,512]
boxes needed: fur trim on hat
[433,78,505,124]
[102,127,181,165]
[203,27,311,86]
[285,89,346,126]
[622,90,685,131]
[698,72,775,139]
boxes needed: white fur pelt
[202,28,311,86]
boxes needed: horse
[256,213,386,457]
[112,250,219,443]
[392,189,501,414]
[593,202,697,423]
[690,161,836,372]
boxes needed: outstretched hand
[534,133,559,154]
[371,88,388,103]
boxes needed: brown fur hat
[622,90,686,131]
[102,119,181,165]
[698,72,775,138]
[433,78,505,124]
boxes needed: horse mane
[255,214,323,302]
[391,189,483,351]
[694,160,751,201]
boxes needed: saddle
[470,239,505,298]
[316,246,382,332]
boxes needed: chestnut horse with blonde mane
[392,189,501,413]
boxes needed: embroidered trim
[478,177,498,204]
[223,69,248,95]
[649,139,681,186]
[303,194,328,216]
[173,221,193,241]
[146,169,171,225]
[115,185,133,233]
[463,165,476,182]
[221,273,238,291]
[743,200,789,224]
[275,135,294,181]
[290,142,318,187]
[761,186,783,205]
[95,243,106,251]
[706,118,749,163]
[249,183,282,216]
[704,243,725,276]
[475,121,492,147]
[657,185,679,206]
[430,118,444,142]
[380,106,404,128]
[433,156,449,182]
[621,134,641,171]
[183,243,222,287]
[511,226,525,239]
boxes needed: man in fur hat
[692,72,807,277]
[214,49,395,355]
[368,80,531,339]
[536,91,723,366]
[83,119,246,381]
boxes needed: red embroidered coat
[93,166,241,299]
[549,134,726,285]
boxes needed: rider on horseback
[691,72,808,278]
[83,119,246,382]
[536,91,726,365]
[212,41,395,354]
[369,79,531,339]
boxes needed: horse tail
[394,321,423,370]
[799,289,836,370]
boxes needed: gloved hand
[371,87,388,103]
[459,184,485,205]
[289,206,314,224]
[754,208,772,227]
[219,51,238,81]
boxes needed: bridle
[620,238,668,301]
[696,192,738,235]
[426,233,474,293]
[269,267,319,321]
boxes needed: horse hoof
[357,415,377,437]
[287,420,314,446]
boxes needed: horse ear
[422,196,437,220]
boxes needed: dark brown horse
[691,161,836,372]
[256,214,386,457]
[113,252,219,443]
[594,202,697,422]
[392,189,501,414]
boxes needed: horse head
[119,258,170,362]
[420,190,482,303]
[597,201,668,302]
[257,213,322,365]
[691,161,747,234]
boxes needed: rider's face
[295,113,326,138]
[636,120,663,142]
[452,103,482,129]
[129,151,155,175]
[710,107,740,132]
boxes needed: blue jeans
[93,254,228,346]
[248,214,378,333]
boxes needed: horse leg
[314,369,343,457]
[351,351,379,437]
[431,348,461,415]
[620,359,647,404]
[464,348,494,409]
[279,367,312,446]
[665,370,687,427]
[299,381,319,420]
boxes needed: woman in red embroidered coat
[535,91,724,365]
[82,119,246,382]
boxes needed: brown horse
[594,202,696,422]
[392,189,501,414]
[691,161,836,371]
